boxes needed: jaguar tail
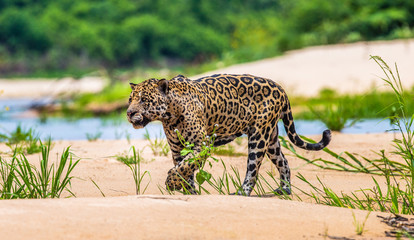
[281,100,331,151]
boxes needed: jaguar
[127,74,331,196]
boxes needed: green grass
[280,56,414,216]
[293,87,414,126]
[213,144,246,157]
[116,146,151,195]
[280,136,408,175]
[307,99,360,131]
[143,129,170,157]
[0,140,79,199]
[85,131,103,142]
[0,125,36,144]
[0,125,45,155]
[353,211,371,235]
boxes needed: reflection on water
[0,99,396,140]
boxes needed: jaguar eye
[128,97,132,104]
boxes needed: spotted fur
[127,74,331,196]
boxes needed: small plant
[279,135,408,175]
[118,146,151,195]
[372,55,414,214]
[115,129,131,144]
[234,137,244,146]
[308,99,360,131]
[173,127,221,194]
[0,124,34,144]
[143,129,170,156]
[0,140,79,199]
[24,136,44,154]
[213,144,246,157]
[115,148,147,164]
[85,131,102,141]
[352,211,371,235]
[90,178,106,197]
[0,126,46,155]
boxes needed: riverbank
[0,132,403,239]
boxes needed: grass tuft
[0,140,79,199]
[353,211,371,235]
[143,129,170,157]
[117,146,151,195]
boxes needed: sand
[0,133,404,239]
[2,39,414,239]
[193,39,414,96]
[0,76,105,99]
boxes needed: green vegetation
[0,140,79,199]
[352,211,371,235]
[280,136,401,175]
[307,100,360,131]
[60,82,132,118]
[213,144,246,157]
[291,85,414,131]
[0,125,45,154]
[117,146,151,195]
[143,129,170,157]
[170,128,220,194]
[0,0,413,77]
[283,57,414,216]
[85,131,102,142]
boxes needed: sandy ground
[194,39,414,96]
[0,133,405,239]
[0,76,105,99]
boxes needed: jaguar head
[127,78,169,129]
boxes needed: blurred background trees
[0,0,413,76]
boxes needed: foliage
[0,125,44,154]
[143,129,170,157]
[293,87,414,122]
[117,146,151,195]
[283,57,414,216]
[174,128,219,193]
[308,100,360,131]
[280,136,408,175]
[85,131,102,142]
[213,144,246,157]
[0,0,413,76]
[0,141,79,199]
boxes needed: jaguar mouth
[131,116,151,129]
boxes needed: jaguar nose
[127,110,136,118]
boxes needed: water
[0,99,396,140]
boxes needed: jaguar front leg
[164,152,191,192]
[165,118,206,194]
[165,147,202,194]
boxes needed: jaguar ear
[129,83,137,90]
[158,79,169,95]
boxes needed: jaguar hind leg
[237,127,273,196]
[267,128,291,195]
